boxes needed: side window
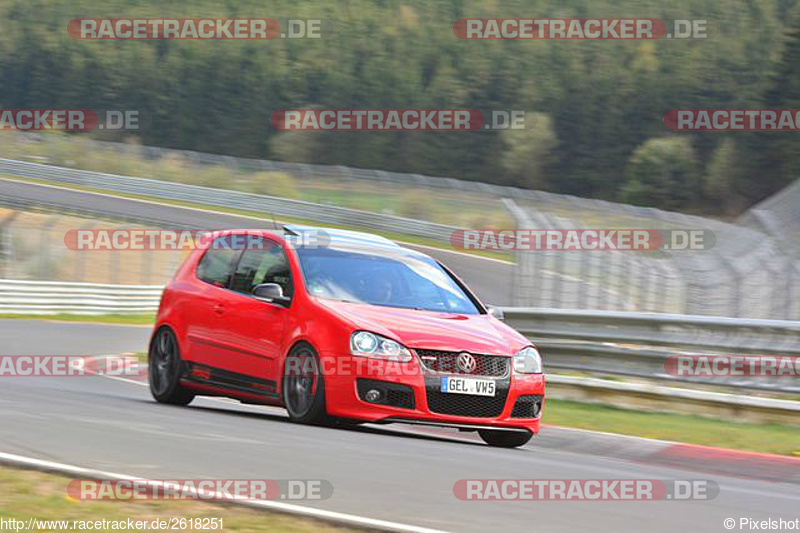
[196,236,242,288]
[231,243,294,299]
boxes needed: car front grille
[424,377,509,418]
[415,349,510,377]
[511,395,543,418]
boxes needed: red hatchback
[148,226,544,447]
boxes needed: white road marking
[0,409,50,420]
[101,374,269,410]
[101,374,148,386]
[398,240,513,265]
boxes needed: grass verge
[0,465,347,532]
[545,399,800,457]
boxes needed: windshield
[295,246,481,315]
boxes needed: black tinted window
[196,236,242,288]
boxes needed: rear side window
[196,236,242,288]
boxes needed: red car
[148,226,544,448]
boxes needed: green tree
[500,113,558,189]
[621,137,699,210]
[753,4,800,202]
[704,138,745,215]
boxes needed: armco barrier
[0,279,162,314]
[502,307,800,393]
[502,307,800,354]
[546,375,800,426]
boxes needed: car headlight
[513,346,542,374]
[350,331,412,362]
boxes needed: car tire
[282,343,328,424]
[148,327,195,406]
[478,429,533,448]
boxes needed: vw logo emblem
[456,352,477,374]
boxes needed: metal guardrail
[503,307,800,354]
[547,374,800,425]
[0,279,162,314]
[502,307,800,393]
[0,159,462,243]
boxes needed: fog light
[365,389,381,403]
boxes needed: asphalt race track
[2,181,799,531]
[1,319,799,532]
[0,179,515,305]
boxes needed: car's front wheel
[149,327,195,405]
[478,429,532,448]
[282,344,328,424]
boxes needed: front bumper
[320,352,545,433]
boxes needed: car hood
[317,299,530,355]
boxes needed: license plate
[440,376,496,397]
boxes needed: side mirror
[486,305,504,321]
[253,283,291,307]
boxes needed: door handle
[212,304,225,315]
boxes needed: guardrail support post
[0,211,20,278]
[39,215,61,280]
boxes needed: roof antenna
[268,212,281,231]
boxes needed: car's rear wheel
[149,327,195,405]
[478,429,532,448]
[282,344,328,424]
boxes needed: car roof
[204,226,430,259]
[281,224,427,257]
